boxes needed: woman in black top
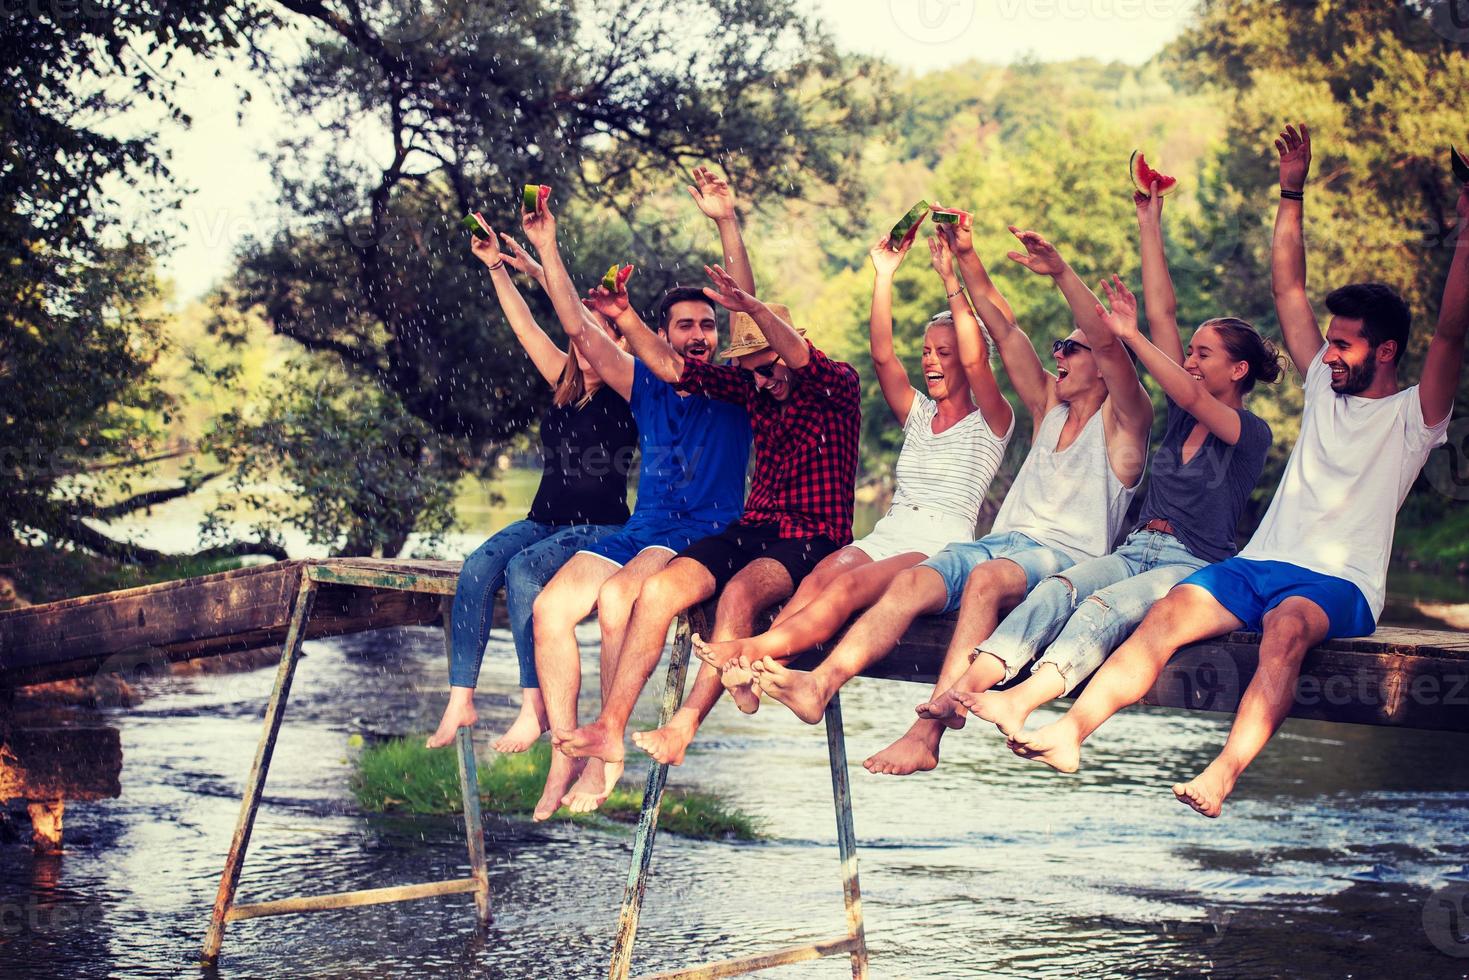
[427,216,636,752]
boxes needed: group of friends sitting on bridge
[427,123,1465,821]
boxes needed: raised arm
[702,264,809,369]
[930,234,1014,438]
[467,214,565,386]
[940,212,1054,420]
[1271,123,1325,376]
[1421,183,1469,426]
[1008,227,1153,432]
[868,234,917,424]
[688,166,755,294]
[600,298,684,384]
[1099,276,1244,444]
[1134,187,1185,365]
[520,194,635,399]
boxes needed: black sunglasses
[744,359,782,379]
[1052,338,1092,357]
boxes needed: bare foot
[1172,760,1238,818]
[693,632,749,668]
[915,687,966,730]
[562,759,624,814]
[490,694,548,753]
[533,753,586,821]
[862,723,942,775]
[751,657,830,724]
[720,655,761,715]
[1006,719,1082,774]
[426,689,477,748]
[954,689,1028,738]
[551,719,625,763]
[632,712,698,765]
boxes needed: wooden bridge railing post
[441,596,492,926]
[823,693,869,979]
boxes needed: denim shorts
[1180,557,1376,639]
[918,530,1076,614]
[579,512,731,568]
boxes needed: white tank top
[991,402,1137,562]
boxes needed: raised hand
[687,165,737,222]
[936,208,975,254]
[1275,123,1311,192]
[521,187,557,253]
[1096,275,1142,343]
[498,233,544,282]
[1134,181,1164,225]
[702,263,760,313]
[585,285,630,321]
[927,233,955,281]
[1006,226,1066,277]
[869,234,909,277]
[467,213,504,268]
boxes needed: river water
[4,492,1469,977]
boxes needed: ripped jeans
[975,529,1210,691]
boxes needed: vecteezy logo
[1423,418,1469,503]
[887,0,977,44]
[1424,883,1469,959]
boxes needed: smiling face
[737,348,796,401]
[1183,324,1248,399]
[1053,328,1102,402]
[662,299,719,363]
[1322,315,1393,395]
[921,320,967,401]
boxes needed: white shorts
[848,505,974,563]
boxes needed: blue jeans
[920,530,1077,614]
[977,529,1210,689]
[449,520,620,689]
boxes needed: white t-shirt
[891,391,1013,535]
[1239,345,1451,618]
[992,401,1139,562]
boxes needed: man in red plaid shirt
[554,263,862,767]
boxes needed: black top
[527,384,637,527]
[1137,396,1272,563]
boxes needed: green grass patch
[352,738,761,841]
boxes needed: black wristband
[1279,189,1304,201]
[486,260,505,271]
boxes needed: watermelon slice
[601,263,634,292]
[1453,146,1469,185]
[522,183,551,212]
[888,200,931,250]
[460,213,490,240]
[931,206,964,225]
[1129,150,1179,197]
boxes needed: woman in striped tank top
[692,229,1014,711]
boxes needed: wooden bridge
[1,557,1466,977]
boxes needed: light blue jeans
[449,520,620,690]
[976,529,1210,689]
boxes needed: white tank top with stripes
[890,391,1013,537]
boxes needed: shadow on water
[3,610,1468,977]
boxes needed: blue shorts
[579,513,731,568]
[919,530,1076,614]
[1180,558,1376,639]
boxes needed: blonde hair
[553,351,601,408]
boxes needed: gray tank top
[991,402,1137,562]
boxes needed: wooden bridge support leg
[823,693,868,979]
[441,597,491,925]
[608,613,696,980]
[200,575,318,967]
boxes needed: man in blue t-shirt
[516,172,753,821]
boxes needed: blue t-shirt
[628,360,751,525]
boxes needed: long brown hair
[553,347,601,408]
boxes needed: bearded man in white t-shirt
[1009,122,1465,819]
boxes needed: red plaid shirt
[676,342,862,544]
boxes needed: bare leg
[553,558,715,763]
[755,564,947,726]
[769,546,870,627]
[427,685,480,749]
[636,559,795,764]
[560,549,673,811]
[957,664,1066,738]
[528,554,615,820]
[1173,597,1329,818]
[1010,585,1243,774]
[490,688,549,753]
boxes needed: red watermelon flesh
[1129,151,1178,197]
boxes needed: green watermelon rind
[523,184,542,212]
[461,213,490,240]
[1453,146,1469,185]
[888,200,931,250]
[931,209,963,225]
[601,263,621,291]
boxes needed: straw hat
[717,303,803,360]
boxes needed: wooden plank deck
[0,558,1465,731]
